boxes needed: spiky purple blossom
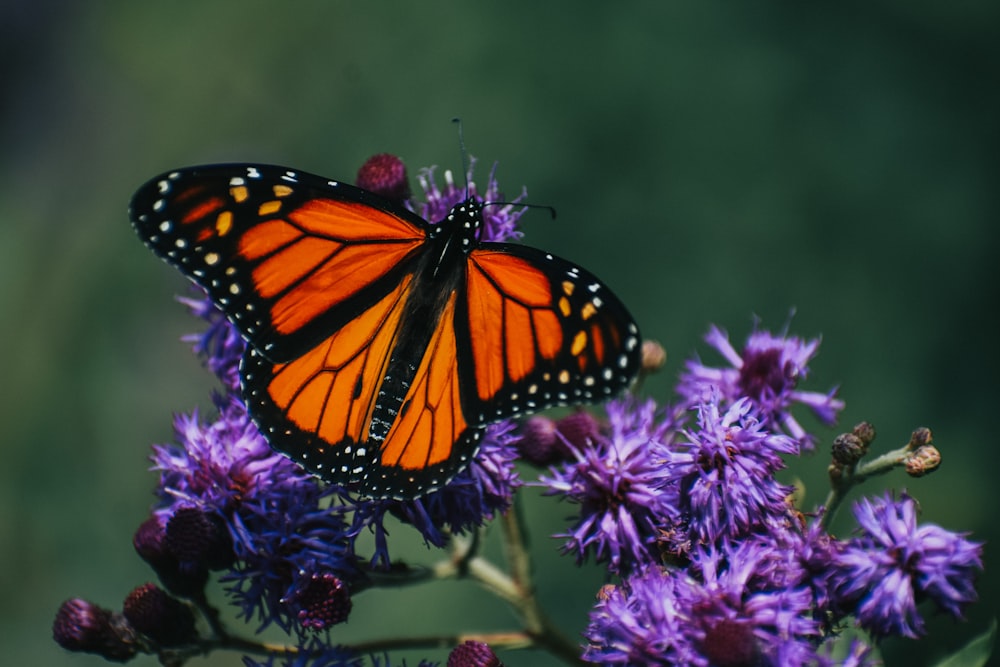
[678,325,844,448]
[669,395,798,545]
[584,542,822,667]
[540,398,681,573]
[827,492,983,639]
[416,160,526,243]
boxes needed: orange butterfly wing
[245,285,481,497]
[461,245,641,420]
[130,165,427,362]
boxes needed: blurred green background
[3,2,997,665]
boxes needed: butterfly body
[131,163,641,499]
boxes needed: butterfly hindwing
[359,290,484,497]
[241,274,416,487]
[129,164,428,361]
[241,264,485,498]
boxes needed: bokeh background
[3,2,997,665]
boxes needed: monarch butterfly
[130,162,641,499]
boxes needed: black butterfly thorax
[365,198,484,443]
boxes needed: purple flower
[692,543,823,665]
[150,395,312,516]
[540,398,681,573]
[584,545,822,667]
[678,324,844,448]
[668,395,798,545]
[416,160,526,243]
[150,395,358,632]
[224,483,358,633]
[827,492,983,639]
[583,567,700,665]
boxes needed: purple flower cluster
[536,325,984,665]
[678,324,844,449]
[828,492,983,640]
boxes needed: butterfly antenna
[450,118,556,220]
[482,200,557,220]
[451,117,472,195]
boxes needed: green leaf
[931,619,997,667]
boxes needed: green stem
[821,443,911,530]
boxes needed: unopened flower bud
[53,598,136,662]
[905,445,941,477]
[288,572,352,630]
[554,411,601,452]
[134,514,208,599]
[448,640,504,667]
[908,426,933,450]
[851,421,876,446]
[832,432,867,465]
[165,507,234,572]
[356,153,411,203]
[122,583,197,647]
[641,339,667,374]
[517,416,560,465]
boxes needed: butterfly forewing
[460,244,642,422]
[129,165,428,361]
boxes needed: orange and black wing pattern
[131,164,642,499]
[459,243,641,422]
[129,165,428,362]
[242,278,483,498]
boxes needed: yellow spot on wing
[581,302,597,320]
[562,280,575,295]
[273,184,293,197]
[259,200,282,216]
[571,330,588,356]
[558,296,571,317]
[215,210,233,236]
[230,185,249,203]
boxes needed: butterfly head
[430,197,484,250]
